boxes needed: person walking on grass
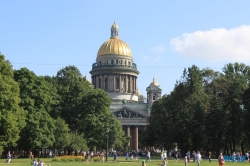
[146,150,151,163]
[218,153,225,166]
[113,152,117,162]
[186,151,190,163]
[208,152,212,163]
[100,151,105,162]
[184,156,188,166]
[196,151,202,166]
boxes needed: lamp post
[106,127,110,162]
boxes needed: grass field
[0,158,249,166]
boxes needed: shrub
[52,158,60,162]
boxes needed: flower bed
[52,155,100,162]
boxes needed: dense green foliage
[0,54,26,152]
[142,63,250,155]
[0,54,127,154]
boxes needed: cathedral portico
[90,22,161,151]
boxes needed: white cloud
[142,54,162,63]
[141,45,165,63]
[170,25,250,62]
[150,45,166,54]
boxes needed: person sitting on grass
[158,157,168,166]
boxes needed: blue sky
[1,1,250,96]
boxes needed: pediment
[112,106,148,119]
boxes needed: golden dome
[97,38,132,57]
[97,22,132,57]
[150,77,159,86]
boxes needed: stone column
[129,76,133,93]
[134,76,136,92]
[135,77,137,92]
[102,75,104,90]
[113,75,116,91]
[126,75,128,92]
[126,125,130,147]
[97,76,99,88]
[134,125,138,151]
[119,75,122,92]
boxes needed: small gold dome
[97,38,132,57]
[150,77,159,86]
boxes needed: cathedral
[90,22,162,151]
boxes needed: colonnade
[92,74,137,93]
[123,125,146,151]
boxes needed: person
[135,151,139,160]
[85,151,89,163]
[246,152,249,161]
[196,151,201,166]
[193,151,196,162]
[158,157,168,166]
[5,153,11,163]
[100,151,105,162]
[186,151,190,163]
[130,152,133,160]
[126,152,129,161]
[184,156,188,166]
[161,152,164,160]
[32,159,38,166]
[90,151,94,162]
[218,153,225,166]
[146,150,151,163]
[208,152,212,163]
[175,151,178,162]
[7,153,11,164]
[113,152,117,162]
[164,151,167,159]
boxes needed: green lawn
[0,158,249,166]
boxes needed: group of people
[31,158,45,166]
[82,151,96,163]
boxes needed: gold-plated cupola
[97,22,132,57]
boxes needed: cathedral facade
[90,22,162,151]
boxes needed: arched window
[116,59,118,64]
[107,60,109,64]
[105,77,108,91]
[102,60,105,65]
[153,94,156,100]
[111,59,114,64]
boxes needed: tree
[14,68,57,150]
[55,66,92,130]
[221,63,250,153]
[0,54,26,152]
[55,66,127,149]
[53,118,70,150]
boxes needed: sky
[1,1,250,97]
